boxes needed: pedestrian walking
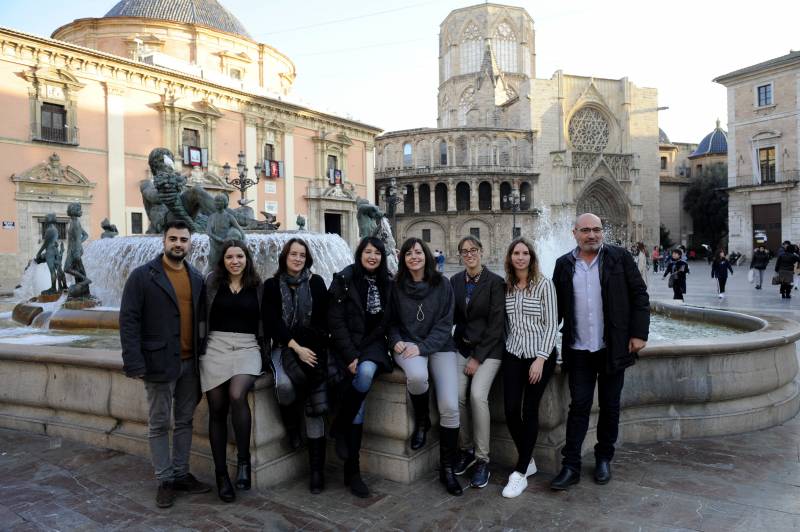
[749,245,770,289]
[663,249,689,301]
[711,250,734,299]
[120,220,211,509]
[636,242,649,288]
[651,246,660,273]
[774,241,799,299]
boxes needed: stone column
[429,184,436,213]
[413,182,421,214]
[378,186,386,211]
[492,180,501,211]
[365,143,376,204]
[104,83,126,234]
[447,178,456,212]
[470,177,479,212]
[245,119,258,207]
[283,129,296,229]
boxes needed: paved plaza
[1,259,800,531]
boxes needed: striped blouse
[505,276,559,360]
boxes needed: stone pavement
[1,413,799,531]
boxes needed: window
[327,155,337,170]
[403,143,413,167]
[327,155,338,183]
[460,23,482,74]
[39,218,66,240]
[478,181,492,210]
[435,183,448,212]
[41,103,67,143]
[419,184,431,213]
[492,22,518,73]
[131,212,143,235]
[759,147,776,183]
[264,143,275,161]
[229,68,242,80]
[404,184,415,213]
[182,128,200,147]
[660,157,667,170]
[456,182,470,211]
[757,84,773,107]
[470,227,480,240]
[422,229,431,242]
[439,141,448,165]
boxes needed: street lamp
[503,189,526,238]
[385,177,401,238]
[222,151,261,207]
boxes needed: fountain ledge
[0,300,798,485]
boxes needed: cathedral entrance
[576,179,630,243]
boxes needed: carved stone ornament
[11,153,93,186]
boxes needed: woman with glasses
[389,237,462,495]
[263,238,329,494]
[450,235,505,489]
[501,237,559,498]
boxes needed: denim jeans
[560,348,625,472]
[144,358,201,482]
[352,360,378,425]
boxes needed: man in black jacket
[550,213,649,490]
[120,220,210,508]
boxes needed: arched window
[435,183,448,212]
[402,143,413,167]
[442,43,453,81]
[418,183,431,213]
[458,87,475,127]
[492,22,518,73]
[456,136,468,165]
[500,182,512,210]
[404,184,415,213]
[520,182,532,210]
[439,141,448,166]
[440,95,450,128]
[456,182,470,211]
[478,181,492,210]
[416,140,430,167]
[460,23,482,74]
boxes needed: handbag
[772,274,781,286]
[747,269,754,284]
[667,273,676,288]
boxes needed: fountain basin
[0,300,796,485]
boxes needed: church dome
[658,128,671,144]
[104,0,251,39]
[690,120,727,158]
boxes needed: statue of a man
[64,202,91,299]
[100,218,118,238]
[206,194,245,271]
[34,213,61,295]
[296,215,306,231]
[356,197,385,239]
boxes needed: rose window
[568,108,609,152]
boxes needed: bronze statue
[63,202,91,299]
[33,213,61,295]
[356,197,384,239]
[100,218,118,238]
[206,194,246,270]
[296,215,306,231]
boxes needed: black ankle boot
[408,391,431,450]
[343,424,370,498]
[235,458,251,490]
[215,471,236,503]
[331,387,369,461]
[308,437,326,494]
[438,426,463,496]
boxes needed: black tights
[206,374,257,473]
[502,352,557,474]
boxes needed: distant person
[774,241,799,299]
[663,249,689,301]
[120,220,211,509]
[635,242,649,288]
[550,213,649,491]
[437,249,446,272]
[711,250,734,299]
[651,246,660,273]
[749,245,770,289]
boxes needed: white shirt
[571,248,606,352]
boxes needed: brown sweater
[162,257,193,360]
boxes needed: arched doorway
[576,178,630,243]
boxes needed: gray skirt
[200,331,262,393]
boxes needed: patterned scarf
[365,274,382,315]
[465,266,484,306]
[279,268,313,331]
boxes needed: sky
[1,0,798,143]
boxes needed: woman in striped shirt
[501,237,559,498]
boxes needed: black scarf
[279,268,313,332]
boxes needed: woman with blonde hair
[500,237,559,498]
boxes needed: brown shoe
[156,481,176,508]
[172,473,211,494]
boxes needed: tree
[683,163,728,251]
[660,224,674,249]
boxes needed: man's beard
[165,248,186,262]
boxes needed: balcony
[32,125,80,146]
[376,164,537,179]
[728,170,800,189]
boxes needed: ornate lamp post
[503,189,526,238]
[222,151,261,207]
[385,177,401,238]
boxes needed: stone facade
[0,6,380,291]
[376,3,660,261]
[715,51,800,254]
[659,133,697,246]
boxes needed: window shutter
[183,145,190,162]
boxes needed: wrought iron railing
[34,125,80,145]
[729,170,800,188]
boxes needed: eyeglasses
[577,227,603,235]
[459,248,481,257]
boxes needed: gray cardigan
[388,277,456,356]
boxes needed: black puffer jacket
[328,265,393,373]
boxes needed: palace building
[0,0,380,289]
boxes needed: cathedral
[375,3,659,262]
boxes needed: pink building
[0,0,380,289]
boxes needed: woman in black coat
[711,250,734,298]
[775,241,800,299]
[328,237,393,498]
[262,238,329,494]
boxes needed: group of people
[120,212,650,509]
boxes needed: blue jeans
[352,361,378,424]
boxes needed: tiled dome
[690,120,728,158]
[658,128,671,144]
[104,0,251,39]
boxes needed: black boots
[235,458,251,490]
[438,426,463,496]
[343,424,370,498]
[409,391,432,450]
[215,471,235,503]
[331,387,369,461]
[308,437,326,494]
[279,403,303,450]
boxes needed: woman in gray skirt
[201,240,264,503]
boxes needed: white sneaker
[502,471,528,498]
[525,458,537,478]
[718,293,724,299]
